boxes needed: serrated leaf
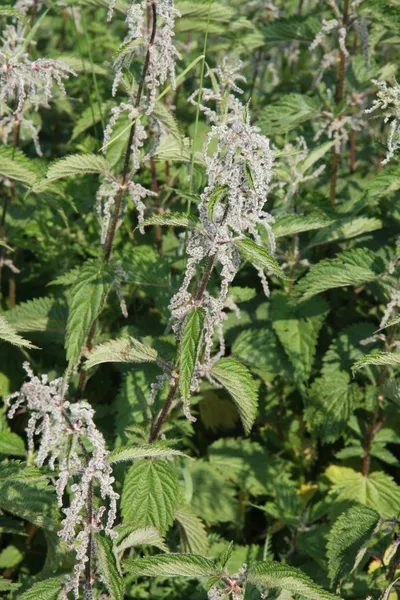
[175,508,208,555]
[137,213,199,230]
[153,135,192,162]
[121,459,179,533]
[85,336,158,370]
[248,561,341,600]
[309,217,382,247]
[0,315,38,349]
[0,479,60,531]
[293,249,383,301]
[234,238,285,278]
[94,534,124,600]
[305,372,362,443]
[46,154,110,181]
[210,358,258,435]
[263,14,320,43]
[0,577,21,592]
[327,504,380,586]
[115,525,168,554]
[5,297,68,342]
[109,442,189,464]
[299,140,336,173]
[258,94,321,135]
[208,184,229,220]
[0,432,26,456]
[124,553,219,578]
[0,5,26,19]
[19,578,63,600]
[272,214,335,238]
[352,351,400,374]
[179,308,205,404]
[0,146,41,187]
[65,260,113,369]
[271,293,328,385]
[326,466,400,519]
[71,100,113,141]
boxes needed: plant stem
[104,0,157,263]
[329,0,349,205]
[75,1,158,401]
[149,253,216,442]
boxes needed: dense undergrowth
[1,0,400,598]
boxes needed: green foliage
[327,504,380,587]
[94,533,125,600]
[179,307,205,405]
[234,238,285,279]
[210,358,258,434]
[0,315,38,349]
[85,336,158,369]
[45,154,110,181]
[124,553,219,578]
[248,561,341,600]
[258,94,321,135]
[121,459,179,534]
[18,578,63,600]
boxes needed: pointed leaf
[211,358,258,435]
[0,315,38,349]
[234,238,285,279]
[19,578,63,600]
[137,213,199,230]
[115,525,168,554]
[0,432,26,456]
[352,351,400,374]
[85,336,158,370]
[175,508,208,555]
[124,553,219,578]
[46,154,110,181]
[109,442,189,464]
[94,533,124,600]
[179,308,205,403]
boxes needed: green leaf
[366,164,400,199]
[124,553,219,578]
[258,94,321,135]
[46,154,110,181]
[293,249,384,301]
[248,561,341,600]
[94,534,124,600]
[352,351,400,374]
[179,308,205,406]
[263,14,320,43]
[85,336,158,370]
[327,504,380,586]
[234,238,285,279]
[65,260,113,370]
[305,372,362,442]
[109,442,189,464]
[0,5,26,20]
[309,217,382,247]
[0,478,60,531]
[0,432,26,456]
[5,297,68,343]
[0,315,38,349]
[175,508,208,555]
[326,466,400,519]
[271,293,328,385]
[137,213,199,230]
[299,140,336,173]
[71,100,113,141]
[114,525,168,554]
[0,577,21,592]
[272,213,335,238]
[0,545,23,568]
[0,146,41,187]
[114,36,143,60]
[208,184,229,220]
[121,459,179,534]
[19,578,63,600]
[210,358,258,435]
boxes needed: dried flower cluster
[97,0,180,243]
[165,59,274,413]
[366,79,400,164]
[0,21,75,155]
[6,363,118,599]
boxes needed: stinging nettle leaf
[124,553,219,578]
[0,315,39,349]
[65,261,113,370]
[46,154,110,181]
[211,358,258,435]
[327,504,380,587]
[234,238,285,279]
[0,146,41,187]
[18,577,62,600]
[115,525,168,555]
[121,459,179,534]
[136,212,199,230]
[109,442,189,464]
[85,336,158,370]
[175,508,208,555]
[248,561,342,600]
[352,351,400,374]
[179,308,205,404]
[0,432,26,456]
[94,533,125,600]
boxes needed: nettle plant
[1,0,400,599]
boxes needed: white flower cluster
[0,23,75,155]
[208,564,247,600]
[168,60,274,405]
[366,79,400,164]
[6,363,119,599]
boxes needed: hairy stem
[104,0,157,263]
[149,253,216,442]
[329,0,349,205]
